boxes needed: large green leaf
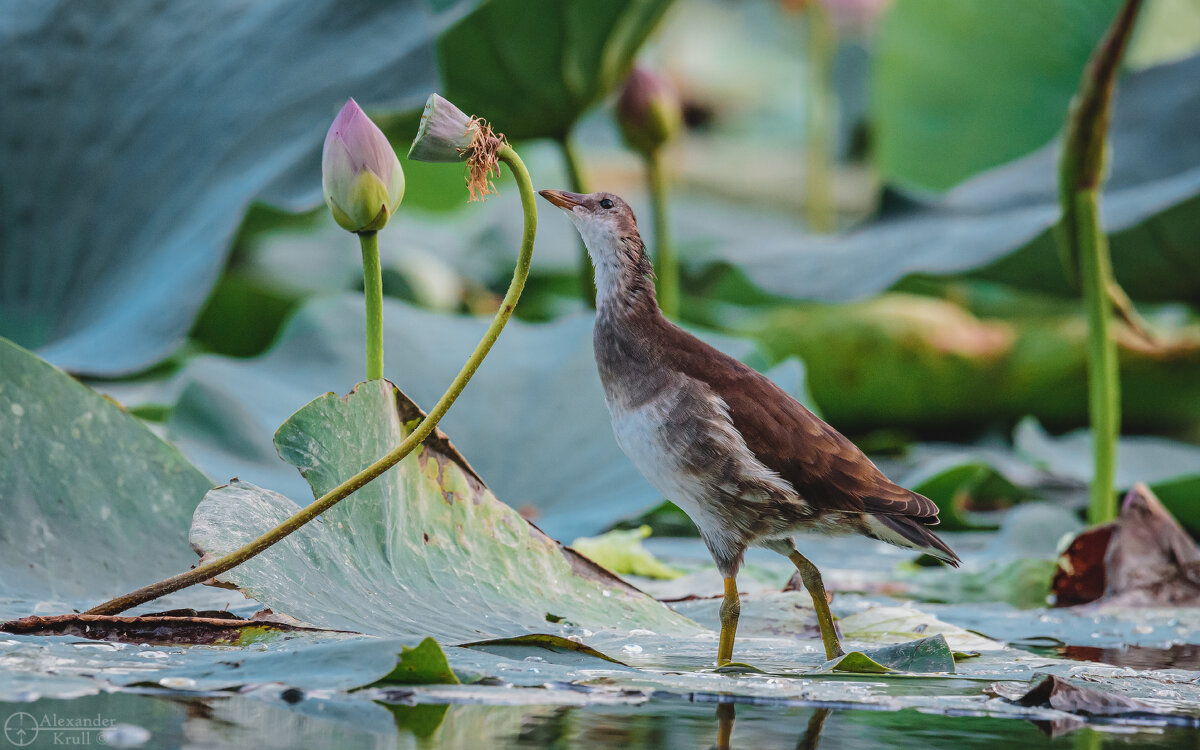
[0,0,478,376]
[872,0,1122,190]
[0,338,212,611]
[746,293,1200,434]
[0,1,680,376]
[437,0,675,140]
[158,295,809,540]
[188,379,699,641]
[716,55,1200,304]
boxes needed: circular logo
[3,712,38,747]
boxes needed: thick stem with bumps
[646,149,678,317]
[358,231,384,381]
[1056,0,1142,524]
[85,146,537,616]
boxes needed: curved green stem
[805,2,836,233]
[558,133,596,307]
[646,149,678,317]
[359,231,384,380]
[85,145,537,616]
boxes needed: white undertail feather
[862,514,958,564]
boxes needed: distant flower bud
[322,98,405,233]
[616,66,683,156]
[409,94,506,201]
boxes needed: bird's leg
[717,576,740,665]
[787,550,844,660]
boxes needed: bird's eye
[600,198,614,209]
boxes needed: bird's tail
[862,513,960,566]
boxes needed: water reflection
[1057,643,1200,671]
[2,691,1197,749]
[716,703,831,750]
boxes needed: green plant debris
[571,526,685,580]
[371,638,460,686]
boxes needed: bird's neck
[592,234,659,323]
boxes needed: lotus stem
[1055,0,1143,524]
[646,149,679,317]
[85,144,537,616]
[359,230,384,381]
[558,133,596,307]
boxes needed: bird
[539,189,960,665]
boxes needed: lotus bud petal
[322,98,405,233]
[409,93,506,201]
[616,66,683,156]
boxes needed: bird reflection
[714,703,832,750]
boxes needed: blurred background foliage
[4,0,1200,540]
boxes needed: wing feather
[660,325,939,521]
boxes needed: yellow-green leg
[717,576,740,665]
[788,550,844,660]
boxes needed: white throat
[566,210,627,304]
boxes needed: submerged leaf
[188,379,700,643]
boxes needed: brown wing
[658,322,938,521]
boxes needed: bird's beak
[538,189,583,210]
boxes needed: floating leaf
[905,460,1027,531]
[813,635,956,675]
[570,526,684,580]
[371,638,460,687]
[1015,417,1200,535]
[188,379,700,643]
[460,634,628,666]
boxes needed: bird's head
[539,190,652,300]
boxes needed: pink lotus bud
[409,94,507,201]
[616,66,683,156]
[820,0,892,34]
[322,98,405,233]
